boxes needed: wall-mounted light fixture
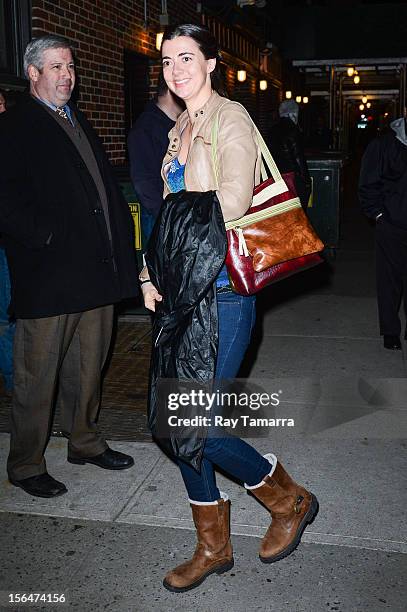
[366,102,371,108]
[347,67,355,77]
[359,104,364,110]
[354,75,360,84]
[295,95,302,103]
[285,90,292,99]
[237,70,247,82]
[303,96,309,104]
[156,32,164,51]
[362,95,368,104]
[259,80,268,91]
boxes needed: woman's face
[161,36,215,104]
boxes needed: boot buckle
[294,495,304,514]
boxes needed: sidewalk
[1,174,407,611]
[0,429,406,611]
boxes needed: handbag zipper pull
[236,227,249,257]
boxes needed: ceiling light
[156,32,164,51]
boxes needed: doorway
[123,49,150,137]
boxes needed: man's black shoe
[383,335,402,350]
[67,448,134,470]
[9,473,67,498]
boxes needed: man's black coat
[359,126,407,230]
[0,95,138,318]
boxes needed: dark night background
[204,0,407,60]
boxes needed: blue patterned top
[167,157,186,192]
[167,158,230,291]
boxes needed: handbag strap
[210,101,287,190]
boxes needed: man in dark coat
[267,100,312,210]
[0,35,138,498]
[359,116,407,350]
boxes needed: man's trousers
[7,305,114,480]
[376,219,407,336]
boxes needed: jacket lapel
[25,96,85,162]
[71,102,113,197]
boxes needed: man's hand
[141,281,163,312]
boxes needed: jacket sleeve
[128,126,165,219]
[215,104,258,221]
[0,130,55,249]
[358,138,385,219]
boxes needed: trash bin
[306,154,346,254]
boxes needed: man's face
[29,47,75,107]
[0,94,6,113]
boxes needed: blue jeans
[178,291,271,502]
[0,249,15,391]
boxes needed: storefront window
[0,0,31,85]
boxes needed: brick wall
[31,1,282,164]
[31,0,199,164]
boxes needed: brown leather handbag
[211,104,324,296]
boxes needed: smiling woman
[161,23,226,101]
[140,23,319,595]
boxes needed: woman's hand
[141,281,163,312]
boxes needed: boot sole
[162,558,234,593]
[259,493,319,564]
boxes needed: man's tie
[55,106,69,121]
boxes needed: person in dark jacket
[267,99,312,210]
[0,35,138,498]
[359,116,407,350]
[127,75,183,222]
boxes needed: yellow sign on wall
[128,202,142,250]
[307,176,314,208]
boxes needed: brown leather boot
[163,494,234,592]
[246,454,318,564]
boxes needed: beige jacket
[161,91,262,222]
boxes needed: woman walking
[140,24,318,593]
